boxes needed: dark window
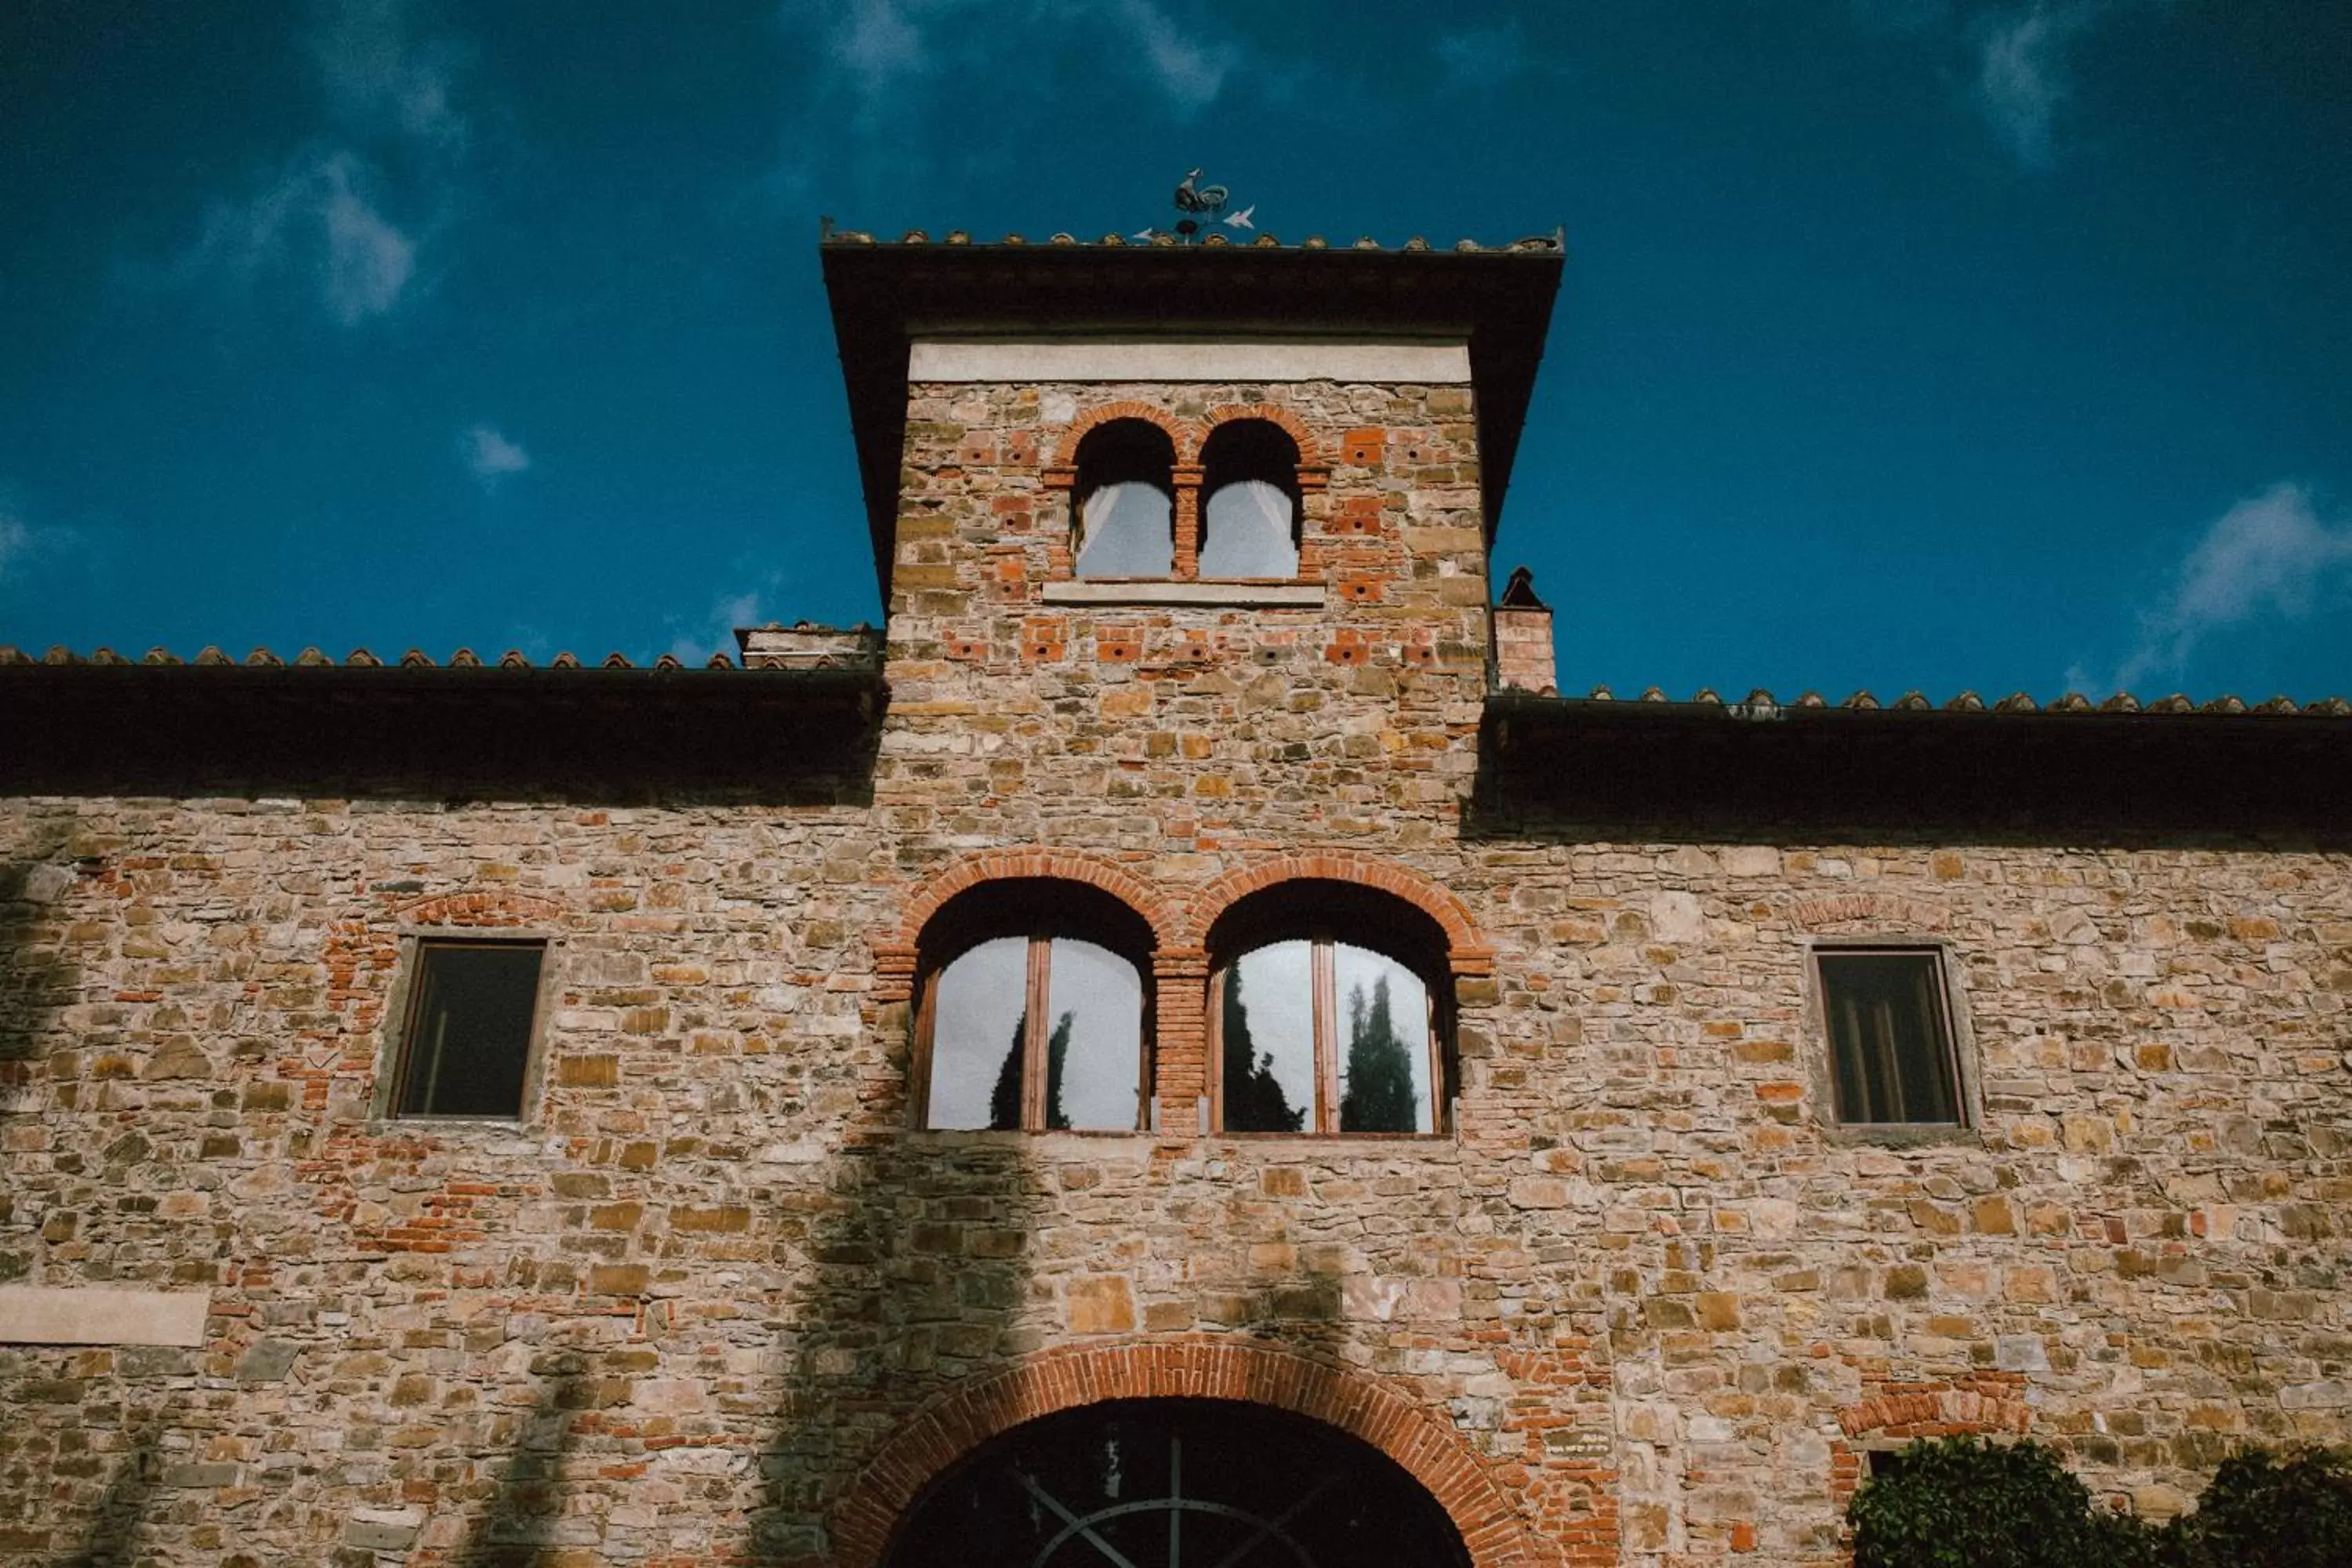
[914,880,1153,1132]
[392,940,546,1118]
[1817,948,1962,1124]
[1199,419,1301,578]
[887,1399,1472,1568]
[1210,881,1449,1135]
[1073,419,1175,579]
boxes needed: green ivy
[1847,1436,2352,1568]
[1849,1436,2142,1568]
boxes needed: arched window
[913,880,1153,1131]
[1208,880,1449,1134]
[886,1399,1472,1567]
[1198,419,1301,579]
[1072,419,1176,579]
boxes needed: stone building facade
[2,232,2347,1567]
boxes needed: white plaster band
[0,1285,212,1346]
[908,340,1472,384]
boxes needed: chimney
[1491,566,1556,695]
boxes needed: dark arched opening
[1073,419,1178,579]
[882,1398,1473,1566]
[1199,419,1302,579]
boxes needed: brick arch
[829,1338,1555,1568]
[1178,852,1493,976]
[1200,401,1324,468]
[1790,892,1949,933]
[874,848,1178,1003]
[389,891,567,927]
[1830,1377,2034,1507]
[1047,399,1196,470]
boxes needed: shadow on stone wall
[740,1133,1047,1566]
[0,822,78,1137]
[448,1364,594,1567]
[52,1402,166,1567]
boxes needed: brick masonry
[1,366,2347,1565]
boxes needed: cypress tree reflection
[1221,965,1305,1132]
[1339,975,1417,1133]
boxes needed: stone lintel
[0,1285,212,1346]
[909,339,1472,384]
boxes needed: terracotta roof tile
[823,227,1570,257]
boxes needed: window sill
[1041,580,1324,608]
[1820,1120,1981,1149]
[1204,1134,1455,1150]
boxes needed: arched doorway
[882,1398,1473,1568]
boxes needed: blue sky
[2,0,2347,700]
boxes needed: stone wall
[2,365,2347,1566]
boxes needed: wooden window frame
[1810,944,1969,1130]
[1209,931,1447,1137]
[376,933,558,1123]
[909,932,1152,1134]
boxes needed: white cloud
[172,0,467,327]
[321,154,419,324]
[667,589,768,666]
[0,510,28,584]
[0,497,83,589]
[183,150,420,325]
[2107,481,2352,690]
[1849,0,1952,32]
[1112,0,1231,112]
[1436,21,1527,86]
[460,425,531,487]
[806,0,1232,110]
[1973,2,2103,169]
[311,0,470,152]
[831,0,928,95]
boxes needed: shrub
[1848,1437,2352,1568]
[2161,1446,2352,1568]
[1848,1436,2149,1568]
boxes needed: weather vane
[1133,168,1255,244]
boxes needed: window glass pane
[1334,944,1432,1133]
[1820,953,1958,1123]
[1199,479,1298,578]
[397,944,543,1117]
[1074,482,1174,578]
[927,937,1031,1131]
[1223,941,1314,1132]
[1044,938,1143,1131]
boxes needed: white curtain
[1200,478,1298,578]
[1074,481,1174,578]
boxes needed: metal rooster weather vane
[1134,168,1255,244]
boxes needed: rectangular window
[1815,947,1962,1125]
[392,940,547,1118]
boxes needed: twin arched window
[912,877,1448,1135]
[1072,417,1301,582]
